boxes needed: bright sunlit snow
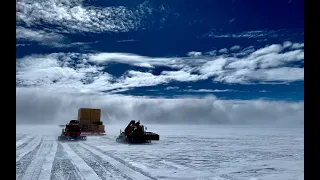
[16,125,304,180]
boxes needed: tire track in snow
[69,143,131,180]
[16,142,42,180]
[37,137,58,180]
[16,134,27,142]
[60,142,101,180]
[87,140,165,171]
[151,154,198,170]
[119,153,184,171]
[81,143,157,180]
[87,135,119,146]
[16,135,43,162]
[50,143,84,180]
[87,139,194,173]
[100,135,119,144]
[16,135,37,151]
[16,134,35,148]
[20,136,57,180]
[86,139,204,179]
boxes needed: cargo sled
[78,108,106,136]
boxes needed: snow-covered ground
[16,124,304,180]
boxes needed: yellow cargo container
[79,119,91,125]
[77,108,105,134]
[98,125,105,130]
[91,109,101,122]
[78,108,101,122]
[78,108,90,120]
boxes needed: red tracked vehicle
[58,120,87,141]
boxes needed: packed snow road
[16,125,304,180]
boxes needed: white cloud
[187,51,202,57]
[16,53,113,92]
[165,86,179,90]
[16,26,97,48]
[87,52,208,69]
[230,45,241,51]
[16,53,204,93]
[183,89,235,92]
[291,43,304,49]
[114,70,206,91]
[227,57,259,69]
[199,57,229,77]
[207,30,291,39]
[16,0,168,33]
[16,26,64,44]
[258,50,304,69]
[16,43,31,47]
[88,52,172,68]
[283,41,293,48]
[235,46,255,57]
[214,67,304,84]
[258,67,304,81]
[160,70,206,82]
[117,39,137,43]
[223,44,304,83]
[228,48,304,70]
[250,44,283,57]
[16,42,304,93]
[208,30,265,38]
[219,48,228,54]
[204,50,217,56]
[16,88,304,126]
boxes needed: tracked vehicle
[58,108,106,136]
[58,120,87,141]
[116,120,159,143]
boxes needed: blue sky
[16,0,304,125]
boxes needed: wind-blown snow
[16,125,304,180]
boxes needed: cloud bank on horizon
[16,88,304,126]
[16,0,304,125]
